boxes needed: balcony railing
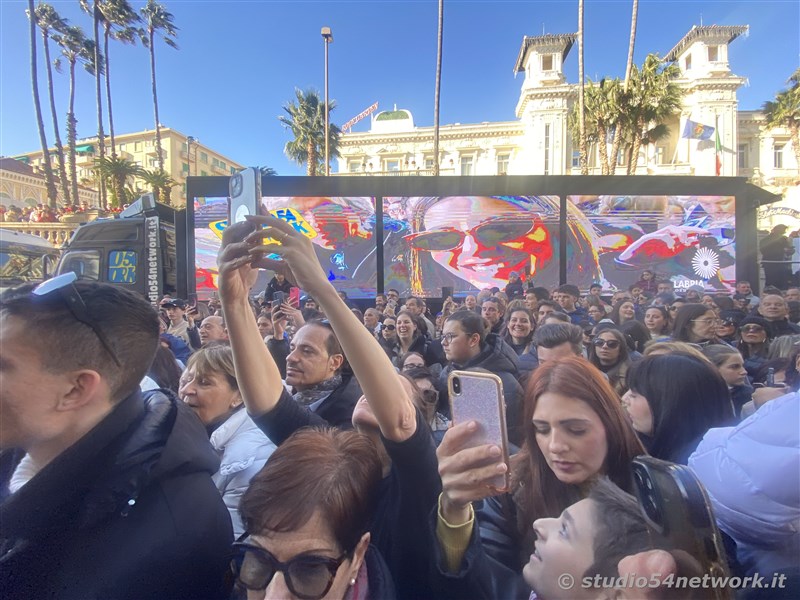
[332,168,457,176]
[1,223,80,246]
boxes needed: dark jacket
[0,390,233,600]
[384,334,446,370]
[264,276,292,304]
[363,544,398,600]
[440,333,525,446]
[253,393,441,598]
[767,319,800,337]
[267,337,361,429]
[430,493,530,600]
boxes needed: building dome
[371,108,415,133]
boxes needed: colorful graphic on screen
[568,195,736,292]
[385,196,600,296]
[192,194,736,299]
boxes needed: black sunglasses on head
[230,542,349,600]
[32,273,122,366]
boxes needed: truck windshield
[58,249,101,280]
[0,249,47,285]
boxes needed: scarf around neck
[293,373,343,407]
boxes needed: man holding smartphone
[162,299,201,351]
[265,272,292,305]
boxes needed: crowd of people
[1,216,799,600]
[0,201,112,223]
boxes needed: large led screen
[385,196,583,296]
[192,195,379,300]
[569,195,736,293]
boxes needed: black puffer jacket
[0,389,233,600]
[440,333,525,446]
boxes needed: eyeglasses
[593,338,621,349]
[404,219,535,252]
[402,362,425,371]
[32,273,121,366]
[691,318,721,326]
[741,325,765,333]
[230,542,349,600]
[382,324,396,331]
[668,306,680,312]
[441,332,461,344]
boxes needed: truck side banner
[145,216,162,304]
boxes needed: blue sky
[1,0,798,175]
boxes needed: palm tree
[763,74,800,172]
[139,168,176,204]
[93,155,143,206]
[577,0,588,174]
[623,55,682,174]
[79,0,107,206]
[259,166,278,177]
[27,0,58,207]
[432,0,444,176]
[141,0,178,173]
[278,88,341,176]
[53,26,98,206]
[33,3,71,205]
[568,78,622,175]
[99,0,141,157]
[610,0,639,174]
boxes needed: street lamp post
[321,26,333,176]
[186,136,197,176]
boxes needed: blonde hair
[185,342,238,390]
[643,340,711,364]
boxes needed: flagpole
[715,113,720,176]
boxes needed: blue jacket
[688,391,800,576]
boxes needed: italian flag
[715,119,722,176]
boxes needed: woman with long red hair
[433,356,645,599]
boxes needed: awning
[15,156,29,164]
[75,144,94,153]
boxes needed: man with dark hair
[536,299,559,322]
[556,284,588,324]
[0,276,232,599]
[656,280,675,295]
[481,296,506,335]
[268,317,361,428]
[405,296,435,337]
[162,298,200,350]
[265,271,292,304]
[532,322,584,364]
[735,280,760,307]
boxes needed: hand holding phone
[272,291,285,307]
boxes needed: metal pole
[322,27,333,176]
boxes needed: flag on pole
[682,119,715,141]
[715,119,722,176]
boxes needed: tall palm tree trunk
[104,25,116,157]
[611,0,638,175]
[148,28,165,172]
[92,0,106,207]
[627,118,644,175]
[597,123,611,174]
[577,0,588,174]
[432,0,443,176]
[307,139,317,176]
[67,60,79,206]
[42,28,70,205]
[29,0,58,208]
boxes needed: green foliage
[93,155,143,206]
[278,88,340,176]
[139,168,176,204]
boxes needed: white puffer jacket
[689,391,800,575]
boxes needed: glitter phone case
[448,370,510,492]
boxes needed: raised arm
[217,221,285,416]
[245,215,417,442]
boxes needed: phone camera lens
[452,377,461,395]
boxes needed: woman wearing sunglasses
[217,215,442,598]
[232,428,393,600]
[587,328,632,396]
[378,316,397,345]
[736,316,772,379]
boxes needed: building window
[230,166,236,174]
[201,170,208,176]
[497,153,510,175]
[544,124,551,175]
[460,156,474,176]
[219,161,226,170]
[541,54,554,71]
[571,151,580,169]
[738,144,747,169]
[424,157,435,171]
[149,158,158,168]
[707,45,719,62]
[774,144,785,169]
[182,162,189,172]
[685,54,692,70]
[348,161,363,173]
[384,159,400,172]
[200,151,208,163]
[616,147,625,166]
[655,146,666,165]
[134,141,142,152]
[145,139,153,147]
[119,143,126,152]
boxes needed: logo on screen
[691,247,720,279]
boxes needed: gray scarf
[293,373,343,407]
